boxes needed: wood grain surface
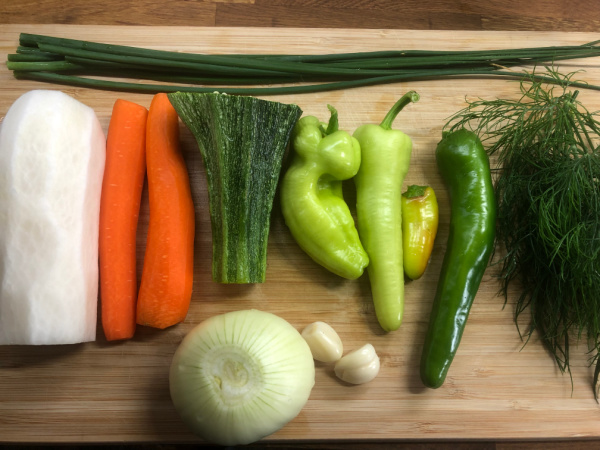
[1,25,600,449]
[2,1,600,449]
[1,0,600,31]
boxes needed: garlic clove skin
[334,343,380,385]
[301,321,343,363]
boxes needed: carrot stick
[100,99,148,341]
[136,93,195,329]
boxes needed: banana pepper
[354,91,419,332]
[280,105,368,280]
[401,185,439,280]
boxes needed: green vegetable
[353,91,419,332]
[420,129,496,389]
[280,105,368,279]
[9,33,600,95]
[169,309,315,446]
[167,92,301,283]
[445,69,600,398]
[401,185,439,281]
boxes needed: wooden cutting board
[1,24,600,444]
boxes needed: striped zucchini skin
[168,92,302,283]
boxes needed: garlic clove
[334,343,380,384]
[301,321,343,363]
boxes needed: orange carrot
[100,99,148,341]
[136,93,195,329]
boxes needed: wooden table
[1,2,600,450]
[2,0,600,31]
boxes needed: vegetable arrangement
[444,69,600,398]
[280,91,419,332]
[4,29,600,445]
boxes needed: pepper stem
[402,184,428,199]
[320,104,339,136]
[379,91,420,130]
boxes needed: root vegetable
[0,90,106,345]
[136,93,195,329]
[100,99,148,341]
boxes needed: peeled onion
[169,309,315,446]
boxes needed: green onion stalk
[6,33,600,94]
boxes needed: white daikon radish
[0,90,106,345]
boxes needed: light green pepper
[353,91,419,332]
[280,105,369,279]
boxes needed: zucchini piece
[168,92,302,283]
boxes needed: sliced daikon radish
[0,90,106,345]
[169,309,315,446]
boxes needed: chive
[59,55,305,84]
[8,33,600,95]
[325,49,600,70]
[22,32,598,76]
[259,46,599,64]
[21,32,599,63]
[14,66,600,96]
[32,40,415,79]
[69,60,310,86]
[12,70,416,95]
[36,43,297,78]
[7,60,84,71]
[7,53,63,62]
[15,45,64,57]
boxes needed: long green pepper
[354,91,419,332]
[420,129,496,388]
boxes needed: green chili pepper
[420,128,496,389]
[353,91,419,332]
[401,185,439,281]
[280,105,369,279]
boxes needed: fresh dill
[444,68,600,399]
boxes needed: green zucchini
[168,92,302,284]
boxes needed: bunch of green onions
[6,33,600,95]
